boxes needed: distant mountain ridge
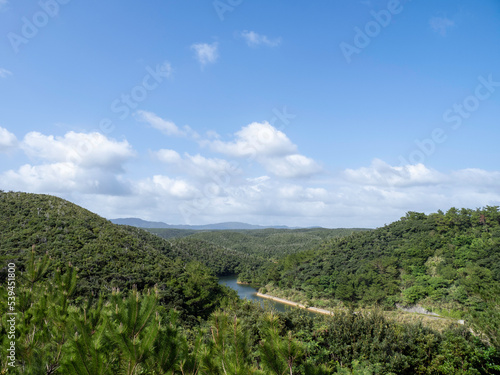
[110,218,296,230]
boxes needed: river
[218,275,297,314]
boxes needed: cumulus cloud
[278,185,328,201]
[191,42,218,66]
[155,149,240,179]
[207,121,321,178]
[344,160,500,192]
[429,16,455,36]
[184,154,240,179]
[451,168,500,187]
[2,163,78,192]
[339,160,500,221]
[165,160,499,227]
[0,126,18,152]
[156,149,182,164]
[344,159,444,187]
[14,155,498,229]
[241,31,281,47]
[3,124,499,229]
[2,162,131,195]
[0,68,12,78]
[1,131,134,195]
[21,131,135,171]
[266,154,322,178]
[209,122,296,157]
[137,175,198,199]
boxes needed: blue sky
[1,0,499,227]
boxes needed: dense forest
[148,227,369,260]
[1,191,500,373]
[249,208,500,315]
[0,192,232,322]
[148,227,369,281]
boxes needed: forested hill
[2,192,500,373]
[148,227,369,260]
[255,207,500,313]
[177,227,370,260]
[0,191,233,319]
[148,227,371,281]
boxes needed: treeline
[1,250,499,374]
[250,207,500,316]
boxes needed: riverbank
[256,292,334,315]
[255,292,463,331]
[226,278,462,331]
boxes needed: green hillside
[0,191,228,320]
[252,208,500,315]
[176,227,370,260]
[1,192,500,373]
[166,237,264,276]
[149,227,369,265]
[148,227,370,282]
[145,228,199,239]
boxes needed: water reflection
[218,275,289,313]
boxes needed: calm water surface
[219,276,332,318]
[218,275,289,313]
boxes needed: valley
[1,191,499,373]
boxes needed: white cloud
[2,162,131,195]
[247,175,270,184]
[137,175,198,199]
[156,149,182,164]
[21,131,135,171]
[135,110,184,136]
[451,168,500,187]
[0,126,18,152]
[207,121,321,178]
[3,124,499,229]
[191,42,218,66]
[135,110,198,138]
[3,163,79,192]
[1,131,134,195]
[155,149,240,179]
[184,154,240,179]
[14,157,498,229]
[209,121,296,157]
[241,31,281,47]
[337,160,500,224]
[429,16,455,36]
[344,159,444,187]
[266,154,322,178]
[278,185,328,201]
[0,68,12,78]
